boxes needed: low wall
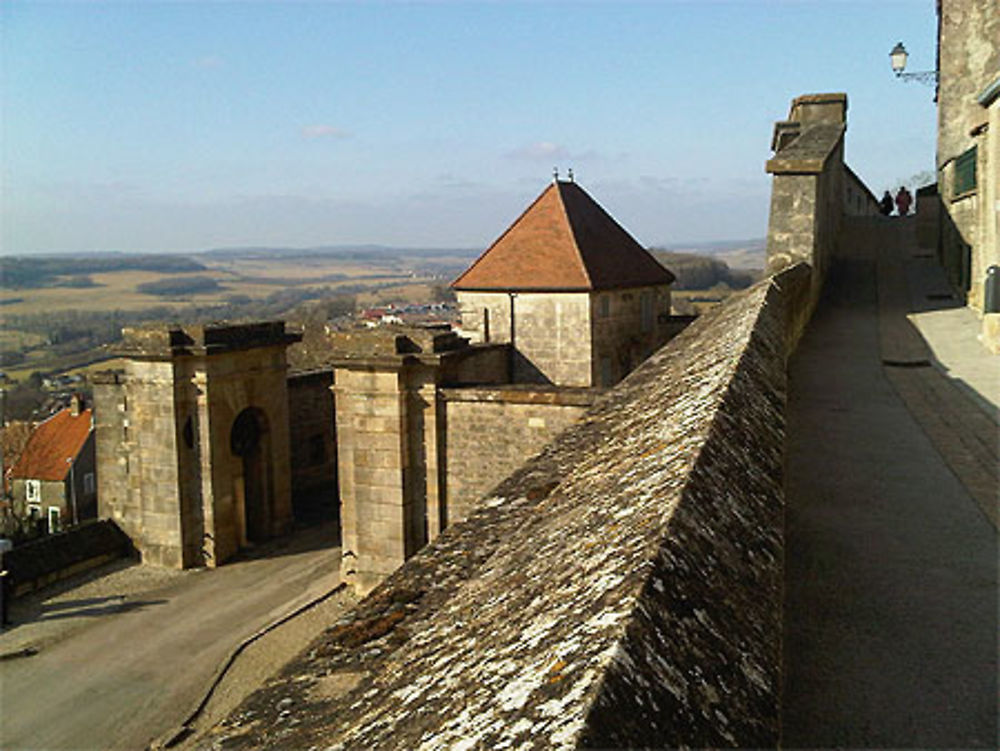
[2,520,133,597]
[207,263,811,750]
[440,386,596,522]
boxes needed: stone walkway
[782,218,998,748]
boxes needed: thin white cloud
[193,55,224,69]
[301,125,352,140]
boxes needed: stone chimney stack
[70,393,83,417]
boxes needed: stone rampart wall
[440,387,595,522]
[208,263,811,750]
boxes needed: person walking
[879,190,894,216]
[895,186,912,216]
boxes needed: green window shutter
[954,146,977,196]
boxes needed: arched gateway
[94,322,300,568]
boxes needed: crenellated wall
[204,263,812,750]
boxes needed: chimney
[70,393,83,417]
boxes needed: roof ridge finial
[553,166,559,182]
[567,167,574,183]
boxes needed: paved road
[0,526,340,751]
[783,248,998,747]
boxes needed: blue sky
[2,1,938,254]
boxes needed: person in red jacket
[895,186,912,216]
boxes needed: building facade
[936,0,1000,350]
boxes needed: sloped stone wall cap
[767,123,845,173]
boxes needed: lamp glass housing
[890,42,908,74]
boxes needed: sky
[1,1,939,255]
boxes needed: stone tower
[93,322,301,568]
[452,179,676,387]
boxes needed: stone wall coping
[330,343,509,371]
[116,321,301,359]
[90,370,126,385]
[439,384,599,406]
[790,92,848,108]
[766,123,845,175]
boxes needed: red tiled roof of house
[8,407,93,482]
[452,181,675,291]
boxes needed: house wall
[456,291,594,386]
[11,478,66,530]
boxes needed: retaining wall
[2,520,133,597]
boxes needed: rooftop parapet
[327,324,470,360]
[115,321,301,359]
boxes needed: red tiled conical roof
[452,181,674,291]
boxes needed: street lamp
[889,42,938,85]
